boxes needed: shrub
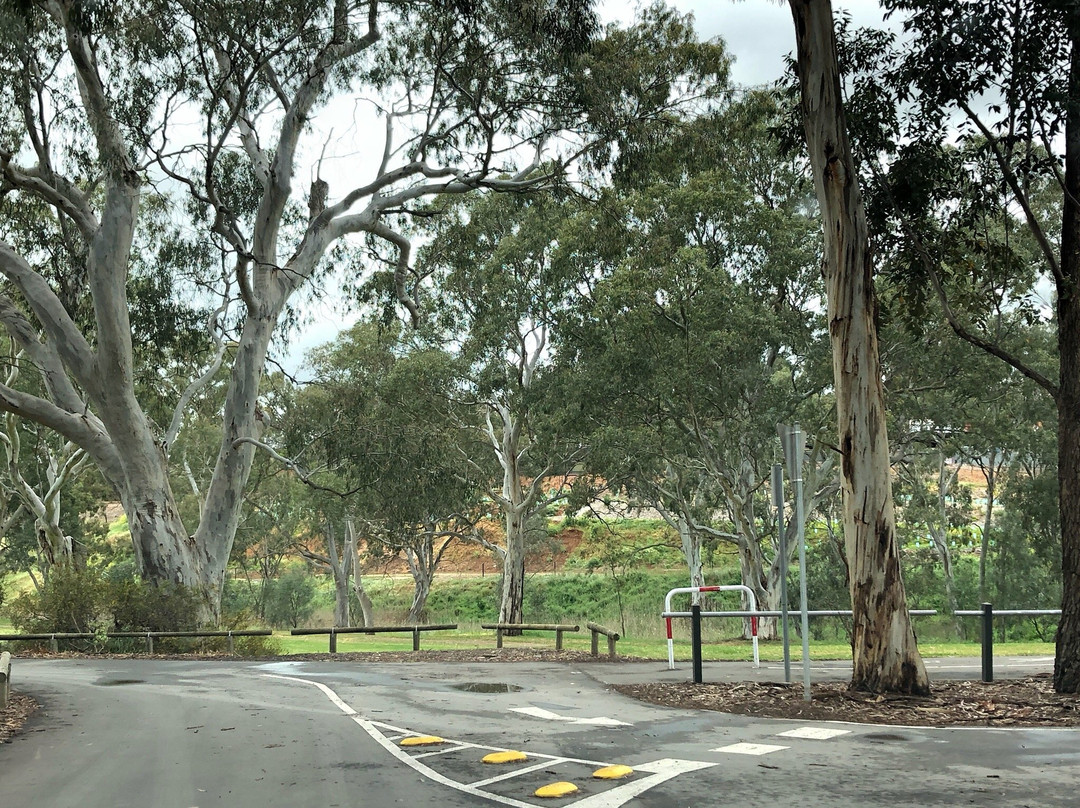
[108,578,200,632]
[7,567,109,634]
[263,567,318,628]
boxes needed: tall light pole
[779,423,812,702]
[772,463,791,684]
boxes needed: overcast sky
[598,1,892,87]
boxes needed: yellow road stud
[593,764,634,780]
[399,735,445,747]
[535,782,579,798]
[482,750,528,764]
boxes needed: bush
[109,578,200,632]
[7,567,109,634]
[263,567,318,628]
[8,568,199,636]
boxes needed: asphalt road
[1,657,1077,807]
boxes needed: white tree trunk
[498,506,528,626]
[344,521,374,628]
[790,0,929,694]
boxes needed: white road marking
[412,744,475,759]
[509,705,632,726]
[710,742,789,755]
[264,673,713,807]
[467,758,571,788]
[571,759,716,808]
[776,727,852,740]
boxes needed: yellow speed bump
[535,782,578,799]
[399,735,445,747]
[482,750,528,764]
[593,764,634,780]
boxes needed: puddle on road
[95,679,146,687]
[450,682,523,693]
[863,733,910,742]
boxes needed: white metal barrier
[664,585,759,670]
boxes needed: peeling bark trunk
[499,508,527,626]
[790,0,929,694]
[353,577,374,628]
[120,478,212,616]
[679,518,704,593]
[407,574,432,624]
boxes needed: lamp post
[779,423,811,702]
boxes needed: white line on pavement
[467,758,572,788]
[776,727,852,740]
[263,673,714,808]
[710,742,789,755]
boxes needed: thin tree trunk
[977,453,998,603]
[789,0,929,695]
[346,521,374,627]
[404,529,432,624]
[325,523,351,628]
[407,567,433,625]
[931,457,961,635]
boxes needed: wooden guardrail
[107,630,272,654]
[291,624,458,653]
[481,623,580,651]
[586,622,620,658]
[1,651,10,709]
[0,630,271,654]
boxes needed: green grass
[0,618,1054,660]
[269,630,1055,661]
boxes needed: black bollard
[981,603,993,682]
[691,604,703,684]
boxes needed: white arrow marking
[510,705,631,726]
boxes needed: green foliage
[7,567,109,634]
[262,566,318,629]
[6,567,201,635]
[108,578,200,632]
[422,577,499,622]
[567,519,684,571]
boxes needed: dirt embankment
[361,526,586,576]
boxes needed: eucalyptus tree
[0,0,715,620]
[416,191,590,626]
[279,320,486,623]
[823,0,1080,691]
[550,90,833,636]
[293,495,374,628]
[0,342,89,574]
[786,0,930,694]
